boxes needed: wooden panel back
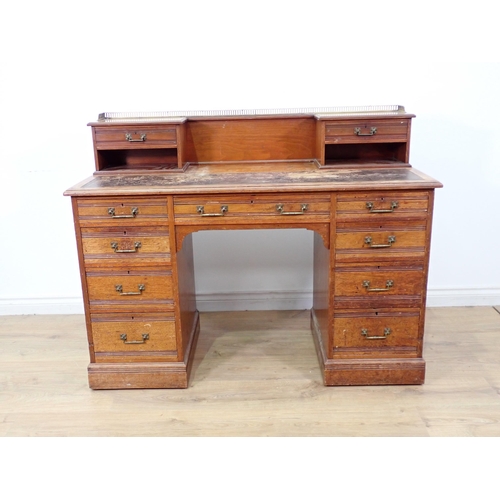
[183,118,316,162]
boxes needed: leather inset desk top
[66,164,440,196]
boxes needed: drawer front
[77,197,168,226]
[86,270,174,303]
[174,193,330,224]
[94,126,177,149]
[336,191,429,221]
[335,226,426,263]
[333,312,420,349]
[334,270,424,298]
[325,119,409,144]
[336,229,426,251]
[81,227,170,267]
[91,314,177,361]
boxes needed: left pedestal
[71,195,198,389]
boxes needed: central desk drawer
[174,194,330,224]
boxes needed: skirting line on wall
[192,288,500,310]
[0,297,85,316]
[426,287,500,307]
[1,288,500,315]
[195,291,312,312]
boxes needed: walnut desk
[64,106,442,389]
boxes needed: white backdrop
[1,1,499,314]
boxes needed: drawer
[91,313,177,362]
[335,225,426,263]
[336,228,426,251]
[333,310,420,356]
[76,197,168,226]
[336,191,429,221]
[174,193,330,224]
[86,270,174,304]
[334,270,424,298]
[325,118,409,144]
[94,126,177,149]
[81,227,171,267]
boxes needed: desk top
[64,162,442,196]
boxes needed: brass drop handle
[364,235,396,248]
[354,127,377,136]
[110,241,142,253]
[362,280,393,292]
[115,284,145,295]
[361,327,391,340]
[276,203,308,215]
[197,205,228,217]
[125,133,147,142]
[365,201,398,213]
[120,333,149,344]
[108,207,139,218]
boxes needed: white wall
[1,1,499,314]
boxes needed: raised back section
[89,106,414,172]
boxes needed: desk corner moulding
[64,106,442,389]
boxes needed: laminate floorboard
[1,307,500,436]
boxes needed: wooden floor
[1,307,500,436]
